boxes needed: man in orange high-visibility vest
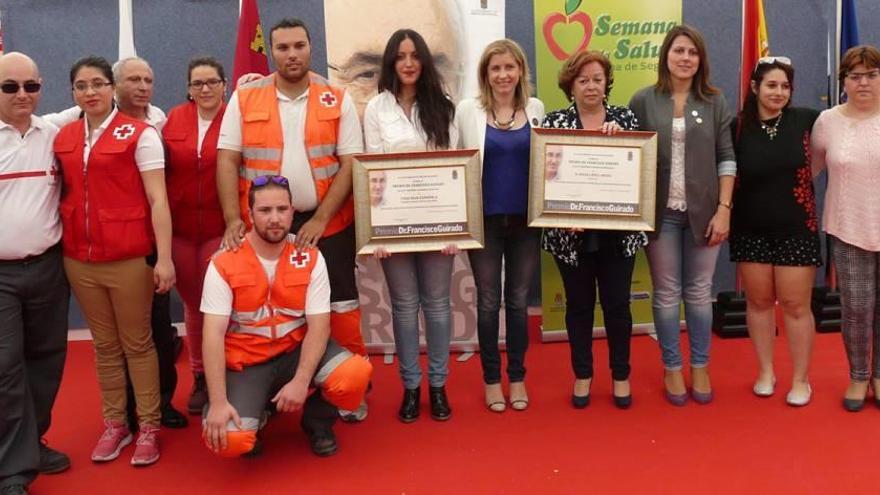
[216,17,369,422]
[201,176,371,458]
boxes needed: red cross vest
[54,111,154,262]
[212,235,320,370]
[235,72,354,238]
[162,101,226,242]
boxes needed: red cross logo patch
[289,250,310,268]
[112,124,136,141]
[319,91,337,108]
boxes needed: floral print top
[540,102,648,266]
[732,106,820,240]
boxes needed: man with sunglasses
[217,18,369,422]
[201,176,372,457]
[0,52,70,495]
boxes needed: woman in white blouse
[363,29,458,423]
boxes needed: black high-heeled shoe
[612,380,632,410]
[843,381,869,412]
[571,378,592,409]
[398,387,420,423]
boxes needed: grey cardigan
[628,86,736,245]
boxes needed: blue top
[482,123,531,215]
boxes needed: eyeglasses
[846,69,880,82]
[757,56,792,67]
[189,79,224,90]
[251,175,290,187]
[73,80,112,93]
[1,81,42,94]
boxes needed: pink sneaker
[91,420,133,462]
[130,425,160,466]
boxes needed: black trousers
[0,246,69,489]
[126,290,178,420]
[554,244,635,381]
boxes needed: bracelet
[718,201,732,209]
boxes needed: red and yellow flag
[233,0,270,89]
[739,0,769,109]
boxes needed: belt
[0,242,61,265]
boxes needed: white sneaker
[786,384,812,407]
[339,401,368,423]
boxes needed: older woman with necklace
[542,51,646,409]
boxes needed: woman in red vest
[162,57,227,415]
[55,56,174,466]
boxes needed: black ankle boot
[398,387,420,423]
[429,386,451,421]
[187,372,208,415]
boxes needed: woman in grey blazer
[629,25,736,406]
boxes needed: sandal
[509,382,529,411]
[485,383,506,413]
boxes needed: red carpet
[33,320,878,494]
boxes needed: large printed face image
[324,0,464,119]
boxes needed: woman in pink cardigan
[812,45,880,412]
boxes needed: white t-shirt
[363,90,458,153]
[0,116,61,259]
[197,115,212,156]
[200,243,331,317]
[83,108,164,172]
[217,87,363,212]
[43,103,167,131]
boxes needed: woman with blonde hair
[455,39,544,412]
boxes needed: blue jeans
[646,209,720,370]
[381,252,453,389]
[468,215,541,384]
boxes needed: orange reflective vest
[212,235,320,370]
[236,72,354,238]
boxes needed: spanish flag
[232,0,270,89]
[739,0,769,109]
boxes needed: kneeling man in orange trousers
[200,175,371,457]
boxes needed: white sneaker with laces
[339,401,368,422]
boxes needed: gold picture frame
[528,127,658,231]
[353,149,484,254]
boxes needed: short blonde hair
[477,39,533,112]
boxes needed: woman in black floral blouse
[541,50,647,409]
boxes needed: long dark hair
[739,60,794,135]
[655,24,719,101]
[378,29,454,149]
